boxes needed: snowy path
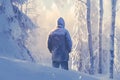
[0,57,101,80]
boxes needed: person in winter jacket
[47,17,72,70]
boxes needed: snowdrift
[0,57,100,80]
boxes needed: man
[47,17,72,70]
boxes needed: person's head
[57,17,65,28]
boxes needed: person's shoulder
[64,28,69,31]
[63,28,69,33]
[58,28,68,34]
[58,28,67,31]
[49,28,57,35]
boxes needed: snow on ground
[0,57,100,80]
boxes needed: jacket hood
[57,17,65,28]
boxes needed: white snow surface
[0,57,101,80]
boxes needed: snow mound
[0,57,100,80]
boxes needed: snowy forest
[0,0,120,80]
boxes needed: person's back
[48,17,72,70]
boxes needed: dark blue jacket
[48,17,72,61]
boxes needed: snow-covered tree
[72,0,98,74]
[109,0,117,78]
[71,0,89,72]
[98,0,103,74]
[86,0,94,74]
[0,0,36,62]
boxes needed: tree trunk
[110,0,117,79]
[98,0,103,74]
[86,0,94,74]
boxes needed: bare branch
[78,0,87,5]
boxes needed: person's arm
[48,34,52,53]
[65,30,72,53]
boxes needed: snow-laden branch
[78,0,87,5]
[116,5,120,12]
[116,8,120,12]
[11,0,28,5]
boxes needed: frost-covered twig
[78,0,87,5]
[116,7,120,12]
